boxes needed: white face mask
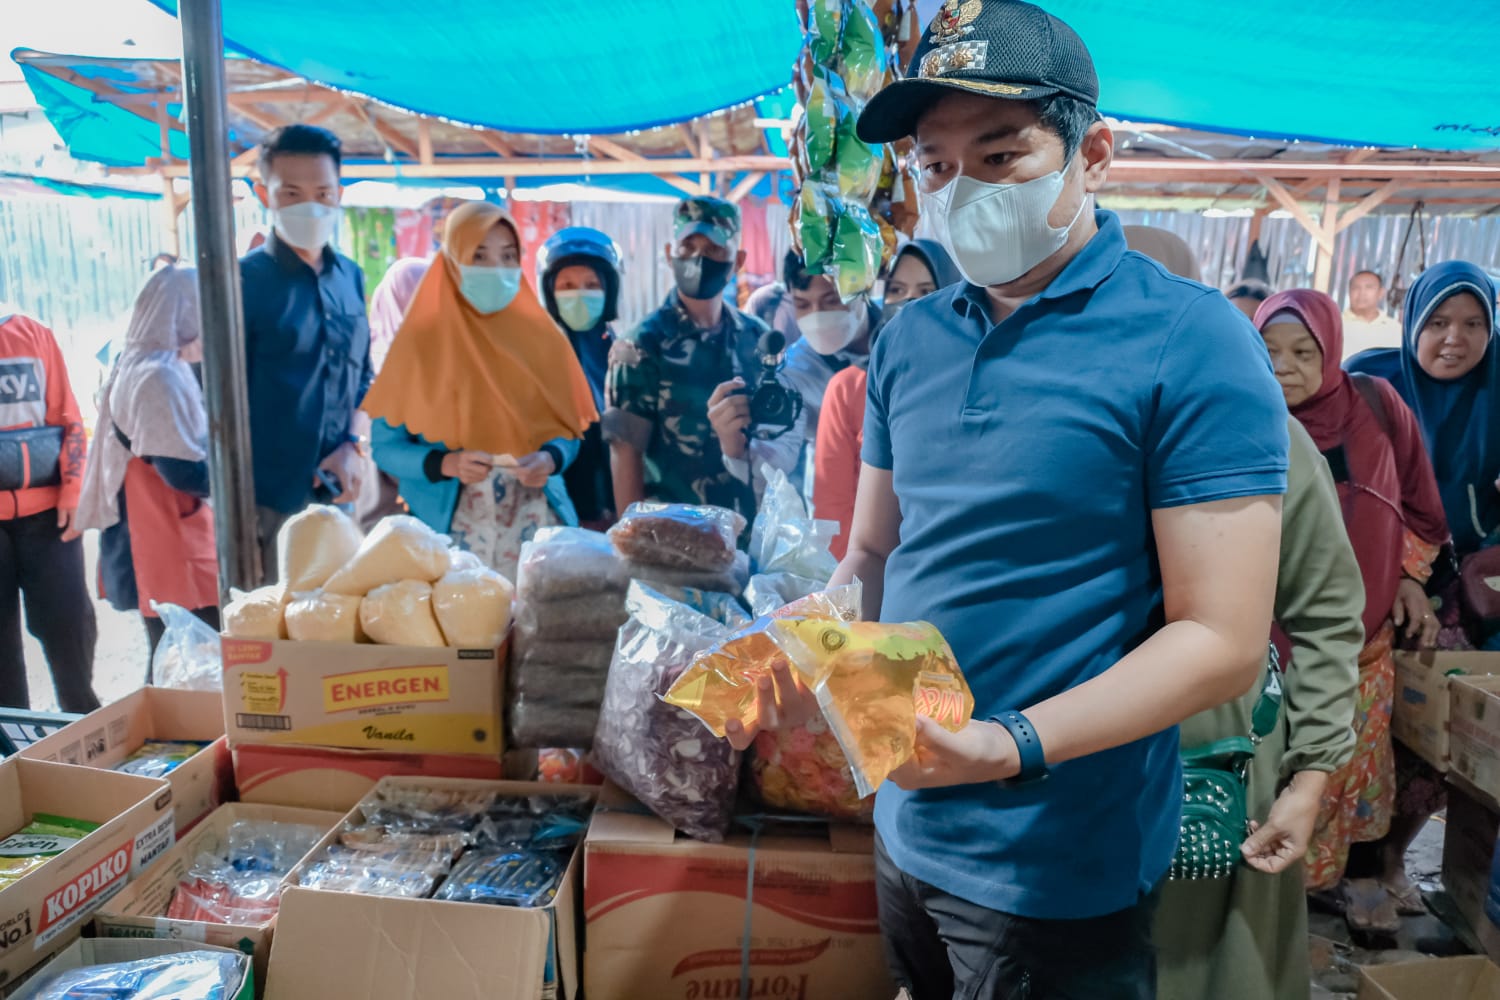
[797,307,865,356]
[919,160,1087,287]
[274,201,342,252]
[459,265,523,314]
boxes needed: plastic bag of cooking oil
[662,583,862,738]
[772,619,974,797]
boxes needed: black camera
[743,331,802,441]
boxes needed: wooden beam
[222,95,283,132]
[349,102,419,158]
[1334,179,1402,234]
[302,101,343,127]
[1342,148,1378,165]
[726,172,765,204]
[1111,158,1500,183]
[160,175,181,257]
[477,131,517,158]
[160,155,791,180]
[1258,175,1334,254]
[157,102,172,159]
[418,120,434,167]
[588,137,701,195]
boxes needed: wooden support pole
[477,131,517,158]
[588,138,701,196]
[1257,175,1333,255]
[153,155,793,181]
[1313,178,1341,293]
[160,174,182,257]
[418,119,434,167]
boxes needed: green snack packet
[794,184,842,274]
[839,2,889,103]
[0,814,100,883]
[807,0,845,67]
[830,203,883,300]
[834,111,884,202]
[803,73,840,175]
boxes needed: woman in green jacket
[1157,419,1364,1000]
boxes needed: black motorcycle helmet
[536,227,624,328]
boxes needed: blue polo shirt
[241,232,371,514]
[866,210,1289,920]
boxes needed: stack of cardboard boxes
[220,635,505,810]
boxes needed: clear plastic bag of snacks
[748,716,873,822]
[26,949,246,1000]
[433,849,565,908]
[661,584,862,738]
[594,584,740,841]
[608,503,745,572]
[517,527,626,601]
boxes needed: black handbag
[0,426,63,491]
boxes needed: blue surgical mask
[555,289,607,332]
[459,265,522,314]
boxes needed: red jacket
[0,314,86,520]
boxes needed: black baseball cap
[857,0,1099,144]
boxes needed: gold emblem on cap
[920,40,988,79]
[932,0,983,45]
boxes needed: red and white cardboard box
[232,743,502,813]
[0,758,174,990]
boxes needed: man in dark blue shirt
[728,4,1290,997]
[241,125,371,581]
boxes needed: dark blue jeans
[0,509,99,713]
[875,835,1159,1000]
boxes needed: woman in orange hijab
[366,201,598,578]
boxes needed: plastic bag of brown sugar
[608,502,746,572]
[662,583,862,738]
[323,515,450,596]
[772,619,974,798]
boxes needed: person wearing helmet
[538,227,622,525]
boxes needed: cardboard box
[221,638,503,755]
[1394,650,1500,770]
[7,938,252,1000]
[584,786,894,1000]
[92,802,343,989]
[265,777,592,1000]
[1452,675,1500,809]
[1444,783,1500,936]
[19,687,231,835]
[233,744,502,812]
[0,758,174,990]
[1358,955,1500,999]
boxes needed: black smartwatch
[993,710,1049,787]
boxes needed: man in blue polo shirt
[726,4,1289,997]
[241,124,371,581]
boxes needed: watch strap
[994,710,1048,787]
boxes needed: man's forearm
[610,441,646,509]
[830,546,887,621]
[1021,618,1266,769]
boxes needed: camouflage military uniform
[603,292,766,519]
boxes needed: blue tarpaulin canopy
[130,0,1500,152]
[146,0,804,136]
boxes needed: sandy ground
[19,533,149,713]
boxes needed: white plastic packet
[323,515,450,596]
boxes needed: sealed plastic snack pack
[749,716,872,822]
[222,585,287,640]
[775,619,974,797]
[0,814,99,890]
[830,202,884,301]
[284,591,364,643]
[663,584,862,738]
[837,0,889,101]
[26,949,246,1000]
[322,515,449,596]
[361,580,447,647]
[433,555,514,648]
[608,502,745,572]
[278,504,363,592]
[115,740,207,779]
[594,583,740,841]
[517,527,625,600]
